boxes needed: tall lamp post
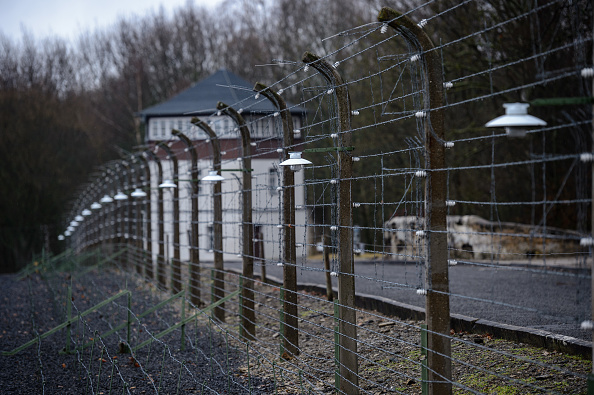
[217,101,255,341]
[253,82,305,358]
[172,129,202,306]
[379,7,450,394]
[157,142,181,294]
[191,117,225,320]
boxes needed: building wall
[147,158,308,267]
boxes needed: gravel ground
[0,262,591,394]
[0,267,268,394]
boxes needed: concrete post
[172,130,202,306]
[158,142,182,294]
[379,7,451,394]
[145,150,166,288]
[191,118,224,318]
[302,51,358,394]
[217,101,255,341]
[253,82,300,357]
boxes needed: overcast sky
[0,0,220,43]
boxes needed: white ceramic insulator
[581,320,594,330]
[448,259,458,266]
[581,68,594,78]
[580,153,594,162]
[410,54,420,62]
[380,24,388,34]
[443,82,454,89]
[330,272,338,277]
[580,237,594,246]
[330,226,338,231]
[446,200,456,207]
[351,110,360,116]
[330,179,338,184]
[415,170,427,177]
[327,88,334,94]
[277,148,283,153]
[416,289,427,295]
[444,142,454,149]
[415,111,426,118]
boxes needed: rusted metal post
[253,82,299,357]
[145,150,166,288]
[158,142,182,294]
[379,8,451,394]
[172,129,201,306]
[217,101,255,341]
[303,51,357,394]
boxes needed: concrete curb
[239,270,592,359]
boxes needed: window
[160,119,166,137]
[268,167,278,194]
[207,224,214,251]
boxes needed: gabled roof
[139,69,306,120]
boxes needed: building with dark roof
[140,69,306,143]
[137,69,309,264]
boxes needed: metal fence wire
[55,2,594,394]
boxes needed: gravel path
[0,268,268,394]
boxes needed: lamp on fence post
[157,142,182,295]
[172,129,202,306]
[485,103,546,138]
[254,82,305,358]
[145,150,165,286]
[379,8,451,394]
[302,51,357,394]
[217,101,256,341]
[191,118,225,316]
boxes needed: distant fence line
[60,3,592,394]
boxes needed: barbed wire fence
[7,1,594,394]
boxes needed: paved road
[224,258,591,341]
